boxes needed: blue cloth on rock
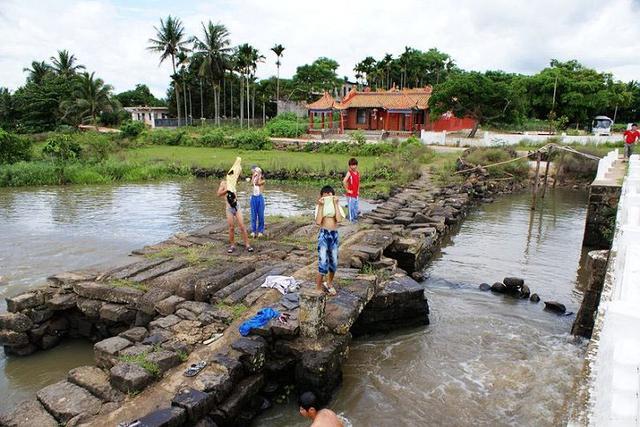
[239,308,280,336]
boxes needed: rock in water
[490,282,507,293]
[519,284,531,299]
[478,283,491,291]
[530,293,540,303]
[503,277,525,287]
[411,271,425,282]
[544,301,566,314]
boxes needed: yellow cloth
[315,196,346,219]
[226,157,242,193]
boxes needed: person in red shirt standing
[623,123,640,160]
[342,158,360,222]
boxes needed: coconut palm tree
[236,44,264,127]
[147,15,189,125]
[23,61,52,84]
[193,21,231,126]
[61,72,115,124]
[270,44,285,103]
[50,50,85,77]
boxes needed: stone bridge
[0,171,518,427]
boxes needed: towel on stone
[239,307,280,336]
[260,275,300,294]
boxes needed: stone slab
[155,295,186,316]
[128,259,189,283]
[7,292,43,312]
[128,406,186,427]
[171,388,216,422]
[94,336,133,368]
[46,293,77,311]
[0,312,33,332]
[36,380,102,423]
[0,399,58,427]
[73,282,144,304]
[110,362,154,393]
[67,365,125,403]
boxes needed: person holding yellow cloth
[314,185,345,296]
[217,157,253,253]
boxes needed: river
[0,179,349,413]
[256,189,590,426]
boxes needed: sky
[1,0,639,98]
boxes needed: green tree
[61,72,116,124]
[50,50,85,77]
[12,74,75,132]
[0,88,16,130]
[0,128,32,164]
[235,43,264,126]
[430,70,523,137]
[193,21,231,125]
[147,15,189,125]
[116,84,164,107]
[23,61,52,84]
[271,43,285,102]
[292,57,340,101]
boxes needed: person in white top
[249,165,266,238]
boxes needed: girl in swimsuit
[217,157,254,253]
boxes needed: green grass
[109,278,148,292]
[118,352,161,377]
[216,302,248,320]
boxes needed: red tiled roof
[306,92,336,110]
[306,87,432,111]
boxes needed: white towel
[260,275,300,294]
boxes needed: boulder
[490,282,507,294]
[110,362,154,393]
[118,344,153,358]
[46,293,77,311]
[231,337,267,374]
[26,308,54,324]
[0,312,33,332]
[146,350,180,374]
[478,283,491,291]
[155,296,186,316]
[40,334,61,350]
[0,399,58,427]
[530,293,541,303]
[149,315,181,330]
[175,308,198,321]
[172,388,216,422]
[76,298,103,319]
[36,380,102,423]
[503,277,525,288]
[119,327,148,342]
[176,301,212,315]
[7,292,43,312]
[94,336,132,368]
[519,284,531,299]
[99,303,136,323]
[0,330,29,346]
[194,371,233,403]
[544,301,566,314]
[67,365,125,402]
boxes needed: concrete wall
[421,130,623,147]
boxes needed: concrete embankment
[0,169,523,427]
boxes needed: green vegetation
[265,113,307,138]
[216,302,248,320]
[463,147,529,178]
[118,351,161,377]
[120,121,146,138]
[109,278,149,292]
[0,129,33,164]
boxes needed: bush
[199,128,226,147]
[265,114,306,138]
[79,134,115,163]
[120,121,146,138]
[148,129,190,146]
[463,147,528,178]
[230,129,272,150]
[42,134,82,161]
[349,130,366,145]
[0,128,33,164]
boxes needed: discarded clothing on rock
[239,307,280,336]
[260,275,300,294]
[280,292,300,310]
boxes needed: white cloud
[1,0,639,99]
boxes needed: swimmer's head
[298,391,319,419]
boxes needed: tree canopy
[292,57,340,101]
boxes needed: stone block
[99,303,136,323]
[171,388,216,422]
[175,308,197,321]
[40,334,61,350]
[26,308,54,323]
[231,337,267,373]
[299,287,325,338]
[68,365,125,402]
[194,370,233,403]
[146,350,180,373]
[73,281,144,304]
[36,380,102,423]
[47,316,69,334]
[3,343,37,356]
[161,339,190,355]
[135,311,155,326]
[119,326,148,342]
[119,344,153,358]
[142,329,173,346]
[46,293,77,311]
[176,301,212,315]
[76,297,103,319]
[138,288,172,315]
[128,406,186,427]
[7,292,43,312]
[149,314,181,330]
[94,336,132,368]
[0,312,33,332]
[218,375,264,420]
[0,330,29,346]
[348,245,382,261]
[110,362,154,393]
[0,399,58,427]
[209,353,243,382]
[155,295,186,316]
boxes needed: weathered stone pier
[0,169,519,427]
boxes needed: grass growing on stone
[360,264,392,282]
[118,352,161,377]
[109,278,148,292]
[216,302,248,320]
[145,244,219,266]
[281,235,315,252]
[145,246,190,260]
[177,350,189,362]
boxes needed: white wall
[421,130,623,147]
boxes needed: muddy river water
[0,182,589,425]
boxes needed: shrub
[230,129,272,150]
[120,121,146,138]
[463,147,528,178]
[79,134,115,163]
[148,129,189,146]
[42,134,82,161]
[349,130,366,145]
[199,128,226,147]
[0,128,33,164]
[265,114,306,138]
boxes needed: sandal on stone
[246,246,254,253]
[227,245,235,253]
[323,282,337,296]
[184,361,206,377]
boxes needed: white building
[124,106,170,128]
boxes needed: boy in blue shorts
[314,185,345,296]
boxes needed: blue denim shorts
[318,228,339,274]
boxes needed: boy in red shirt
[342,158,360,223]
[623,123,640,160]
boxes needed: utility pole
[551,73,558,112]
[200,79,204,119]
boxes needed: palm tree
[236,44,264,127]
[270,44,285,103]
[23,61,52,84]
[193,21,231,126]
[50,50,85,77]
[61,72,115,124]
[147,15,189,125]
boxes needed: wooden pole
[541,149,551,199]
[554,164,562,188]
[531,151,542,210]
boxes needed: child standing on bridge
[249,165,266,238]
[217,157,254,253]
[342,158,360,222]
[315,185,345,296]
[623,123,640,161]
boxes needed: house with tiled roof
[307,86,476,135]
